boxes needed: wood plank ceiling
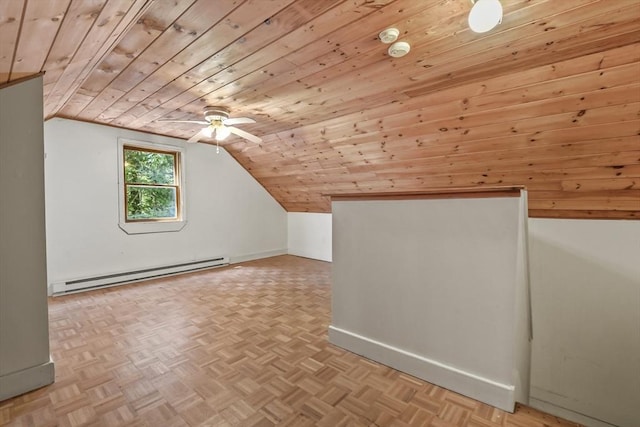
[1,0,639,218]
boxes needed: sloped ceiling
[1,0,638,218]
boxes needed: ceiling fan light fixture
[157,105,261,144]
[215,125,231,141]
[468,0,503,33]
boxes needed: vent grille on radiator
[52,257,229,295]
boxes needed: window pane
[126,186,177,220]
[124,148,175,185]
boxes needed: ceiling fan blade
[156,119,209,125]
[224,117,255,126]
[227,126,262,143]
[187,128,208,143]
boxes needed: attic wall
[288,212,332,262]
[288,212,640,427]
[43,118,287,287]
[528,218,640,427]
[0,75,54,400]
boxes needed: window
[124,146,179,221]
[118,140,186,234]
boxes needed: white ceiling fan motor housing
[204,106,230,122]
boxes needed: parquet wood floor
[1,255,581,427]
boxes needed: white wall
[288,213,332,262]
[293,212,640,427]
[329,196,530,412]
[0,75,54,400]
[528,218,640,427]
[288,212,332,261]
[44,118,287,286]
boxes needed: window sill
[118,220,186,235]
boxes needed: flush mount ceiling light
[388,41,410,58]
[379,27,400,43]
[214,125,231,141]
[468,0,503,33]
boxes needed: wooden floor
[1,255,580,427]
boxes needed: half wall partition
[329,187,530,411]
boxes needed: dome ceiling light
[468,0,503,33]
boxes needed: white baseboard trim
[529,394,620,427]
[229,249,287,264]
[328,325,516,412]
[287,249,332,263]
[0,358,55,401]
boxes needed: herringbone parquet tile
[0,256,581,427]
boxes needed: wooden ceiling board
[1,0,638,218]
[114,0,398,131]
[244,21,636,139]
[74,0,197,97]
[287,42,640,143]
[115,0,345,128]
[251,45,638,151]
[400,2,640,98]
[70,0,237,121]
[296,2,640,114]
[44,0,153,117]
[0,0,25,83]
[42,0,109,99]
[86,0,258,122]
[9,0,69,81]
[227,0,465,98]
[99,0,309,124]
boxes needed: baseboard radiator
[51,256,229,295]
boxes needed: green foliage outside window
[124,147,179,221]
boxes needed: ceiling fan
[157,106,262,147]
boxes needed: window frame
[123,145,180,223]
[117,139,187,234]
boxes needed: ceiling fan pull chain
[216,140,220,154]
